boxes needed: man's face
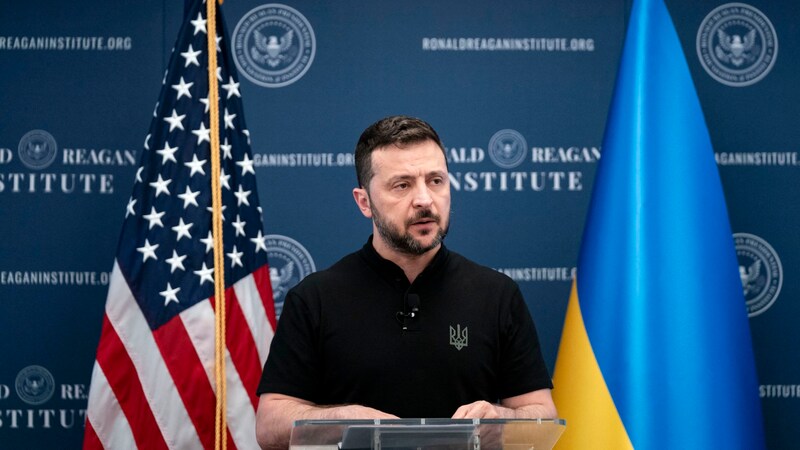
[354,140,451,256]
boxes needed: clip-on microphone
[396,293,420,330]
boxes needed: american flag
[84,0,276,448]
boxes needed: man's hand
[451,400,504,419]
[256,393,398,449]
[329,404,400,421]
[451,388,557,420]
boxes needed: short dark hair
[354,115,445,188]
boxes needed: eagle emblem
[25,140,52,162]
[499,140,520,159]
[270,261,295,301]
[251,29,294,67]
[715,29,758,67]
[739,260,762,296]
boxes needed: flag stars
[221,76,241,99]
[156,142,179,164]
[160,282,181,306]
[178,186,200,209]
[234,185,252,207]
[184,154,207,176]
[172,76,194,100]
[149,174,172,197]
[219,168,231,190]
[137,239,159,262]
[232,214,247,237]
[200,97,210,113]
[171,218,193,241]
[164,109,186,132]
[224,108,237,130]
[192,122,211,145]
[200,231,214,253]
[220,138,232,160]
[227,245,244,268]
[165,250,187,273]
[125,197,137,218]
[143,207,166,229]
[206,204,227,220]
[135,167,144,183]
[181,44,202,67]
[236,153,255,176]
[251,230,267,253]
[190,12,207,35]
[144,133,151,150]
[194,262,214,285]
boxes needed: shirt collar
[359,235,449,289]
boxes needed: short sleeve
[256,289,321,401]
[497,287,553,399]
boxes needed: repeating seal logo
[15,365,56,405]
[734,233,782,317]
[266,234,316,316]
[696,3,778,87]
[488,129,527,169]
[232,4,316,88]
[18,129,58,170]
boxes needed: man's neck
[371,237,439,284]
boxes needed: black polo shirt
[257,237,552,418]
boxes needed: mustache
[406,209,441,226]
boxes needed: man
[255,116,556,449]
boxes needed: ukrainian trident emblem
[449,324,468,350]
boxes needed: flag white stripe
[233,273,274,364]
[86,361,136,449]
[179,299,217,388]
[105,262,203,449]
[225,348,260,450]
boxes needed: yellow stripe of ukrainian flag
[552,279,633,449]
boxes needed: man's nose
[412,183,433,208]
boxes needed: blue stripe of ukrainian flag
[552,0,765,449]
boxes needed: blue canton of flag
[122,11,265,327]
[84,0,277,448]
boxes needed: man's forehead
[371,141,447,174]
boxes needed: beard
[371,206,448,256]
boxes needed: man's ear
[352,187,373,218]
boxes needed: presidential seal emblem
[18,129,58,170]
[15,365,55,405]
[488,129,527,169]
[266,234,316,316]
[696,3,778,87]
[734,233,782,317]
[233,4,316,88]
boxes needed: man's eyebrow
[386,170,446,182]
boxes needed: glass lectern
[290,418,566,450]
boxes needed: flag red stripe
[227,427,237,450]
[96,315,168,450]
[83,420,102,450]
[226,288,263,409]
[152,312,217,450]
[253,265,277,329]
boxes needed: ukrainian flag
[552,0,766,448]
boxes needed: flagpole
[205,0,227,449]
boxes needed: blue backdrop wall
[1,0,797,448]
